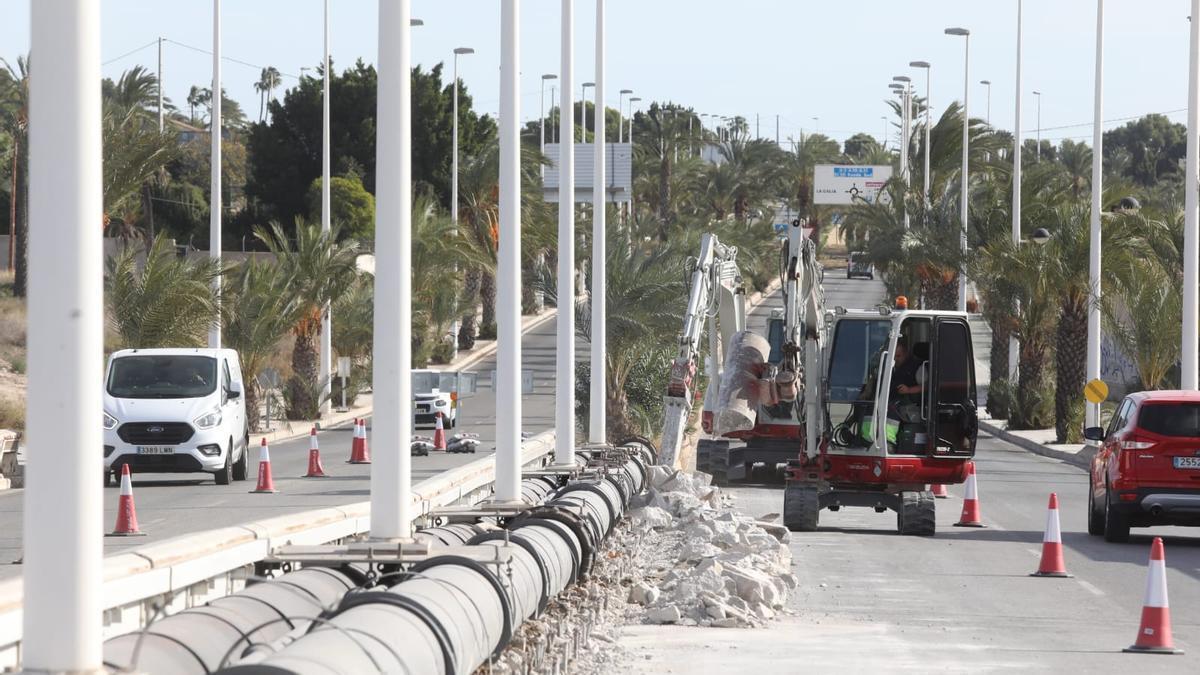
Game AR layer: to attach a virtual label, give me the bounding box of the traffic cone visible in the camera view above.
[1031,493,1072,577]
[107,464,146,537]
[931,483,949,498]
[348,418,371,464]
[303,426,328,478]
[250,438,278,493]
[1125,537,1184,654]
[954,461,986,528]
[433,412,447,451]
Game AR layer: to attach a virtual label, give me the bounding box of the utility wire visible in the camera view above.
[102,39,159,66]
[162,38,302,79]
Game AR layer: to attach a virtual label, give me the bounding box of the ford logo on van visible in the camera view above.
[147,425,164,434]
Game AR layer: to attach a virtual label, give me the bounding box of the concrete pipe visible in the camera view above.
[508,506,589,579]
[616,435,659,465]
[520,476,559,504]
[463,537,544,624]
[219,556,511,675]
[103,567,357,674]
[553,478,624,539]
[413,523,489,547]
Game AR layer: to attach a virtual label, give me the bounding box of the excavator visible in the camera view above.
[659,219,980,536]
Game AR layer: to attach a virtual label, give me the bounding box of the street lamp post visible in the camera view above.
[893,76,912,230]
[1011,0,1023,384]
[541,73,558,157]
[450,46,474,354]
[320,0,332,415]
[556,0,576,465]
[582,81,594,139]
[1086,1,1104,430]
[590,0,607,443]
[910,61,931,202]
[981,79,991,126]
[1033,90,1043,160]
[209,0,222,349]
[497,0,523,499]
[945,26,970,313]
[628,96,641,145]
[880,115,888,149]
[1185,0,1200,390]
[618,88,632,142]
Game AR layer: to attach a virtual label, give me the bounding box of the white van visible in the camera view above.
[412,370,476,429]
[103,348,249,486]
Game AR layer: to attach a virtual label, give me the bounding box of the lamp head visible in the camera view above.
[945,27,970,36]
[453,47,475,55]
[910,60,931,69]
[1030,227,1051,246]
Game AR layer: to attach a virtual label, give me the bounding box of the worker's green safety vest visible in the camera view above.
[860,415,900,444]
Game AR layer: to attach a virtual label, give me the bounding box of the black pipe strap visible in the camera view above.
[333,590,457,675]
[466,531,551,613]
[512,507,590,580]
[409,554,515,658]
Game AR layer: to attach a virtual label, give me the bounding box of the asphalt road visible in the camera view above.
[624,434,1200,673]
[0,313,568,572]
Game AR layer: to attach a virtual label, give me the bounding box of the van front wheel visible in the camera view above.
[214,445,233,485]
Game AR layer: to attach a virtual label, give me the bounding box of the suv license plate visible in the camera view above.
[1173,456,1200,469]
[138,446,174,455]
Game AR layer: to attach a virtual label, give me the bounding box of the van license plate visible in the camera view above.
[138,446,173,455]
[1173,456,1200,469]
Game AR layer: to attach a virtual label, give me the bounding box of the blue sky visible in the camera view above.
[0,1,1192,146]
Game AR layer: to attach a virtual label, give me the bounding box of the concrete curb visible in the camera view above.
[433,308,559,373]
[980,420,1097,470]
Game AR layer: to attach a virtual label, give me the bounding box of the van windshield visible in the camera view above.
[413,372,455,394]
[1138,403,1200,438]
[107,355,218,399]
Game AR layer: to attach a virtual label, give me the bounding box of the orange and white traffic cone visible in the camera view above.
[931,483,949,498]
[348,418,371,464]
[433,412,447,451]
[1125,537,1184,654]
[303,426,328,478]
[250,438,278,493]
[954,461,986,528]
[1031,493,1072,577]
[107,464,146,537]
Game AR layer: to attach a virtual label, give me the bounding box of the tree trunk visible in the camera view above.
[922,274,957,311]
[480,271,497,337]
[658,153,671,226]
[245,382,263,432]
[1014,338,1049,429]
[287,324,320,419]
[605,374,636,444]
[1054,297,1088,443]
[12,143,28,298]
[986,316,1011,419]
[458,268,481,350]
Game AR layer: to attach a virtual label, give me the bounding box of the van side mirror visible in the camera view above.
[228,381,242,400]
[1083,426,1105,442]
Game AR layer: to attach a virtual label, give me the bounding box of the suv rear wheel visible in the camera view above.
[1103,487,1130,542]
[1086,483,1105,536]
[214,444,233,485]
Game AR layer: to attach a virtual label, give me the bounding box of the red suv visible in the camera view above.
[1086,391,1200,542]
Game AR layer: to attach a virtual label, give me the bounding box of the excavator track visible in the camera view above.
[897,490,936,537]
[783,484,820,532]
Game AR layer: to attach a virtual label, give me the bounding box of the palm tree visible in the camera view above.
[255,218,361,419]
[103,66,169,117]
[576,233,687,440]
[102,103,180,239]
[222,259,301,430]
[105,236,223,348]
[255,67,282,123]
[1,56,29,297]
[186,85,203,124]
[1105,263,1181,391]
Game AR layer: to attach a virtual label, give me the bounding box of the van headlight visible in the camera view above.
[103,411,118,430]
[194,409,223,430]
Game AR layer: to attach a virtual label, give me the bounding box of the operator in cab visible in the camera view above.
[890,342,922,405]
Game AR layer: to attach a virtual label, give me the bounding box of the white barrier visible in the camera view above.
[0,431,556,667]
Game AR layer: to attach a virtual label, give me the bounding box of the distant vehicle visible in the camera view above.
[412,370,477,429]
[1086,391,1200,542]
[103,348,249,486]
[847,252,874,280]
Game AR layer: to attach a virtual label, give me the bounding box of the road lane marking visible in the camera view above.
[1076,579,1105,597]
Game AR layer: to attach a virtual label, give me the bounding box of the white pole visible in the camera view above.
[1086,0,1104,428]
[556,0,576,466]
[1185,0,1200,390]
[960,35,970,313]
[320,0,333,416]
[1011,0,1023,384]
[209,0,222,348]
[496,0,523,500]
[1036,92,1042,160]
[618,91,625,144]
[590,0,607,444]
[451,51,461,349]
[370,0,414,538]
[902,83,911,230]
[24,2,103,669]
[157,36,164,133]
[540,79,546,156]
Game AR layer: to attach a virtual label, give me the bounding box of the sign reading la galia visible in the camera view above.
[813,164,893,205]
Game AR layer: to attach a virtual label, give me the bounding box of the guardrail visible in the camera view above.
[0,431,557,669]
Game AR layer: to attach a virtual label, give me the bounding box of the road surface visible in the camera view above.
[0,313,568,571]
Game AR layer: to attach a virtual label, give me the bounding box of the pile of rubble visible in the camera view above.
[621,466,796,628]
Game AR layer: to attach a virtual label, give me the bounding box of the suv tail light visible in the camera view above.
[1121,436,1156,451]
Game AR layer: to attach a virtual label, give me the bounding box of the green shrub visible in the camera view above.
[478,322,497,341]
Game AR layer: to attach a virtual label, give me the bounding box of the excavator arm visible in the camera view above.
[658,233,745,467]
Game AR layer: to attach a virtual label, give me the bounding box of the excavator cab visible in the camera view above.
[784,306,978,536]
